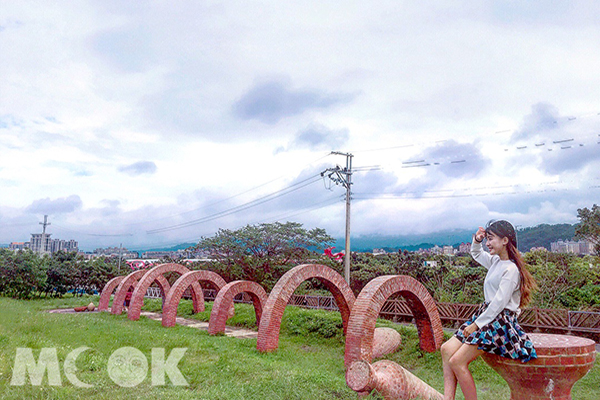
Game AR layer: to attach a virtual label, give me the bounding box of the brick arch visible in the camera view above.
[344,275,443,368]
[127,263,203,321]
[99,276,125,311]
[111,269,169,315]
[256,264,356,353]
[161,270,228,328]
[208,280,268,335]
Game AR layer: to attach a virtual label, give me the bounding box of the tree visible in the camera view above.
[576,204,600,255]
[192,222,334,289]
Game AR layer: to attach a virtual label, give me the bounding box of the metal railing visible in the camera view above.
[145,288,600,336]
[288,294,600,336]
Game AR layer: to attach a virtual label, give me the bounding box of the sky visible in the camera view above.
[1,1,599,251]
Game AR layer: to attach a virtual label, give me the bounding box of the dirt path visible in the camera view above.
[46,308,258,339]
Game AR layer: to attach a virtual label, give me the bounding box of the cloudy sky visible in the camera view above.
[1,1,599,251]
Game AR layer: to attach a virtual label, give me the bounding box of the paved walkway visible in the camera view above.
[46,308,258,339]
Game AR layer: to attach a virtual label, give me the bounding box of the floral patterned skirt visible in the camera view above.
[454,302,537,363]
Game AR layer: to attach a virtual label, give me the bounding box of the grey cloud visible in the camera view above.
[386,141,491,198]
[416,140,490,179]
[540,144,600,175]
[25,195,83,214]
[352,170,400,195]
[277,124,349,153]
[233,80,353,124]
[511,103,560,142]
[294,124,349,149]
[118,161,157,175]
[507,103,600,174]
[98,199,121,217]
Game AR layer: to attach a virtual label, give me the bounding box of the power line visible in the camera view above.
[361,132,600,172]
[81,152,334,231]
[349,108,600,154]
[353,179,600,201]
[146,174,324,234]
[265,195,344,224]
[51,224,134,237]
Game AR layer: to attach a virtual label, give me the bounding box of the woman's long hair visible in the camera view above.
[506,241,537,307]
[486,220,537,307]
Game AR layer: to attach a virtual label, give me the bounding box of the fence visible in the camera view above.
[145,288,600,337]
[145,287,254,303]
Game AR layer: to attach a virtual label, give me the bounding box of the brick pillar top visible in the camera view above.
[482,333,596,400]
[528,333,596,356]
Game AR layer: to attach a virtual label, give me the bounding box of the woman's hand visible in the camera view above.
[463,322,479,336]
[474,227,486,243]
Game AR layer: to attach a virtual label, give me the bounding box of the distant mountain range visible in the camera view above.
[136,223,580,254]
[131,242,197,254]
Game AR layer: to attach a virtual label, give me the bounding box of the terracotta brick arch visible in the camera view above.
[256,264,356,353]
[127,263,203,321]
[161,270,228,327]
[99,276,125,311]
[111,269,170,315]
[208,280,268,335]
[344,275,443,368]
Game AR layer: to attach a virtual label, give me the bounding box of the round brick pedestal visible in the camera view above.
[482,333,596,400]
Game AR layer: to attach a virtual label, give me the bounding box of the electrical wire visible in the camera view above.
[263,195,343,223]
[146,174,324,234]
[107,152,333,229]
[348,109,600,154]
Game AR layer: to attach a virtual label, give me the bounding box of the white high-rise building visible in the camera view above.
[29,233,52,254]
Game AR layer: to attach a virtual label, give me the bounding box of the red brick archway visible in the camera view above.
[344,275,443,367]
[256,264,356,352]
[128,263,203,321]
[208,280,268,335]
[111,269,170,315]
[161,270,228,327]
[99,276,124,311]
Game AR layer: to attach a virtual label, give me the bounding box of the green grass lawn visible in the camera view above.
[0,295,597,399]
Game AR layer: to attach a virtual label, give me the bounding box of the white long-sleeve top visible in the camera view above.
[471,238,521,328]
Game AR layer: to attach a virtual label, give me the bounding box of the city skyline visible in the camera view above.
[1,2,599,250]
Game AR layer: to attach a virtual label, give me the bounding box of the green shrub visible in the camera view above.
[282,307,344,339]
[557,284,600,310]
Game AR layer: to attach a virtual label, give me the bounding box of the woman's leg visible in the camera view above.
[441,337,463,400]
[448,343,484,400]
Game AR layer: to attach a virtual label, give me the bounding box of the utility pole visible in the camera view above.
[321,152,353,284]
[117,243,123,274]
[39,215,51,255]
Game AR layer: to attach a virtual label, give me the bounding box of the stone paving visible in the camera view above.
[46,308,258,339]
[140,311,258,339]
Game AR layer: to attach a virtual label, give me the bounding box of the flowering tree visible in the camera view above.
[192,222,334,288]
